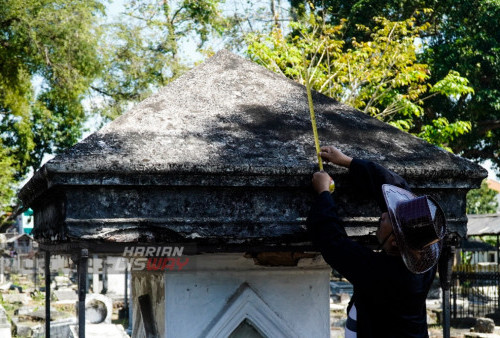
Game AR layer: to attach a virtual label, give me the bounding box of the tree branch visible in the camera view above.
[477,120,500,134]
[90,85,113,97]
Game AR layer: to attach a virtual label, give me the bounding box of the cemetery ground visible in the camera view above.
[1,271,500,337]
[0,273,129,337]
[328,277,500,338]
[329,302,499,338]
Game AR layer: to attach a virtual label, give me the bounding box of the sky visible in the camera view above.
[483,160,499,181]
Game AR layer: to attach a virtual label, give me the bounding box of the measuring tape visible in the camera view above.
[304,56,335,193]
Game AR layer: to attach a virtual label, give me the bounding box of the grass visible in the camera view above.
[112,317,129,328]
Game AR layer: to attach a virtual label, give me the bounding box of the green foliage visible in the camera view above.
[420,0,500,168]
[418,118,471,153]
[0,142,15,218]
[247,13,473,151]
[469,235,499,249]
[0,0,105,223]
[0,0,233,223]
[430,70,475,98]
[466,180,499,214]
[289,0,500,170]
[460,250,473,265]
[31,290,45,302]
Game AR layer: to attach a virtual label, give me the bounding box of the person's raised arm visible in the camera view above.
[308,170,377,285]
[318,145,410,212]
[312,171,333,194]
[319,146,352,168]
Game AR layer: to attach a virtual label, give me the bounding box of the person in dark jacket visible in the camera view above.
[307,146,447,338]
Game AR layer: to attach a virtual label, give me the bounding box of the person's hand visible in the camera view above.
[319,146,352,168]
[312,171,333,194]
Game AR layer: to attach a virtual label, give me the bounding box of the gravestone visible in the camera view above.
[19,50,487,337]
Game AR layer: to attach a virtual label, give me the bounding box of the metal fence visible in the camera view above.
[451,264,500,319]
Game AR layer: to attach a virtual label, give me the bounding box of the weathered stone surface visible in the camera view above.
[474,317,495,333]
[82,294,113,324]
[0,304,11,334]
[69,323,130,338]
[19,50,487,248]
[21,307,62,321]
[15,324,34,337]
[0,282,12,292]
[3,293,30,305]
[54,276,72,288]
[54,289,77,302]
[131,274,164,338]
[12,317,43,337]
[14,306,35,316]
[20,51,484,181]
[50,318,77,338]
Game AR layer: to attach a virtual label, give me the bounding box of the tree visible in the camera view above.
[91,0,231,120]
[0,0,246,228]
[0,0,238,224]
[466,180,499,214]
[0,0,105,225]
[247,13,473,151]
[288,0,500,170]
[421,0,500,169]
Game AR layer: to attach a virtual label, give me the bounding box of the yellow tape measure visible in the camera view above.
[304,56,335,193]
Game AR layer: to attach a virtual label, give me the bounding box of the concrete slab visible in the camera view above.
[69,323,129,337]
[2,293,30,305]
[54,289,78,301]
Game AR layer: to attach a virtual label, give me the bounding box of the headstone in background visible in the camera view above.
[0,304,11,338]
[69,324,130,338]
[2,293,30,305]
[76,293,113,324]
[54,289,78,302]
[474,317,495,333]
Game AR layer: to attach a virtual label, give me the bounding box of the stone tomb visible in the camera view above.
[20,51,486,337]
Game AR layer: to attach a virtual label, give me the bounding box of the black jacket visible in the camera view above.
[307,159,436,338]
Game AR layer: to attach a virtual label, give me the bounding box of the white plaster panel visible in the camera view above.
[164,255,330,338]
